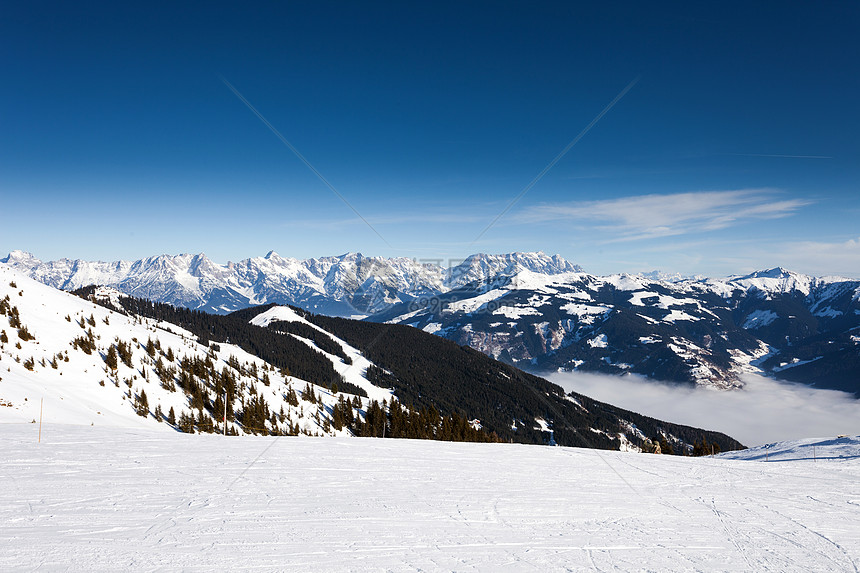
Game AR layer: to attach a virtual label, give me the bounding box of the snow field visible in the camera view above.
[2,424,858,572]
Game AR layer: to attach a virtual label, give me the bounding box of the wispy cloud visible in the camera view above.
[774,236,860,279]
[663,235,860,279]
[516,189,811,241]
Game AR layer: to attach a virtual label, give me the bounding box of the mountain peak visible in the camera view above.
[0,250,41,267]
[741,267,799,280]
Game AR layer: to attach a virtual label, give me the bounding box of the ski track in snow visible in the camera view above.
[2,425,859,572]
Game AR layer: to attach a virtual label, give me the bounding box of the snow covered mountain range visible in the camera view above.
[0,250,580,316]
[4,250,859,393]
[0,266,743,452]
[375,266,860,393]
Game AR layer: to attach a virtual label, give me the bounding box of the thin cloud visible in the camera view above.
[517,189,811,241]
[677,235,860,279]
[775,236,860,279]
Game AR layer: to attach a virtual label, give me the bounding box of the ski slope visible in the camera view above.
[2,424,858,572]
[250,305,394,403]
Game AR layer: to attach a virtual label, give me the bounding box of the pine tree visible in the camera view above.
[331,399,344,431]
[167,406,176,426]
[179,412,196,433]
[9,307,22,329]
[117,340,133,367]
[301,383,316,403]
[659,436,674,455]
[105,345,118,370]
[135,389,149,417]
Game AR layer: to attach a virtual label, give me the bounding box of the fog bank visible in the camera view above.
[548,371,860,447]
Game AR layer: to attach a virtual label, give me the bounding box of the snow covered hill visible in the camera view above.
[0,265,389,436]
[2,424,858,572]
[719,434,860,462]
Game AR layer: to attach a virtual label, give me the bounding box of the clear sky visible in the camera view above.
[2,2,858,277]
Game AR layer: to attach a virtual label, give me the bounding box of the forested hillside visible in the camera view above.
[299,311,744,452]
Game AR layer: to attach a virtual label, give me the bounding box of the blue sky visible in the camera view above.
[2,2,859,277]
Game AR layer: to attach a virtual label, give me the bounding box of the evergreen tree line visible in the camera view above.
[305,313,746,452]
[73,290,367,397]
[132,338,291,436]
[267,319,352,364]
[329,396,498,442]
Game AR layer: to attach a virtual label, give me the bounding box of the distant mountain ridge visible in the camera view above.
[373,266,860,394]
[1,250,581,316]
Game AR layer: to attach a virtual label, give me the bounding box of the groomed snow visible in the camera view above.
[2,424,858,572]
[249,305,311,328]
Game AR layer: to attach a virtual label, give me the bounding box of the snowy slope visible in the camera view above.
[0,267,382,436]
[249,305,393,403]
[718,434,860,462]
[2,424,858,572]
